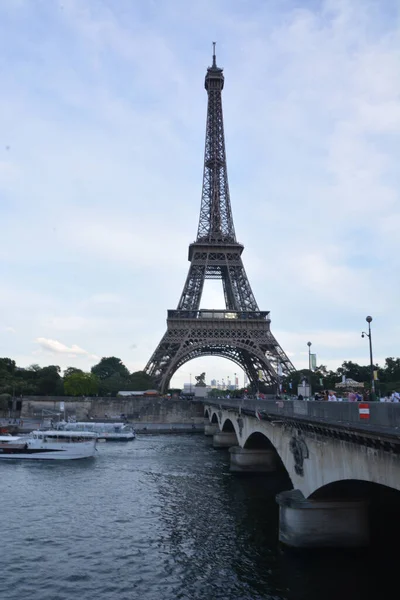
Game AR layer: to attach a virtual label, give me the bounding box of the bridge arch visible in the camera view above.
[243,431,292,480]
[309,479,400,545]
[310,478,400,500]
[219,415,239,440]
[243,431,276,450]
[221,418,236,432]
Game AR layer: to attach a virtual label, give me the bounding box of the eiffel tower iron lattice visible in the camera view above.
[145,46,295,393]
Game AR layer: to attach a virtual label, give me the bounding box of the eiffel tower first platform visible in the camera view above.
[145,46,295,393]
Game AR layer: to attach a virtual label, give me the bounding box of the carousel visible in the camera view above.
[335,378,364,391]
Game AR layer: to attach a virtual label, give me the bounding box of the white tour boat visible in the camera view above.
[57,422,136,441]
[0,431,97,460]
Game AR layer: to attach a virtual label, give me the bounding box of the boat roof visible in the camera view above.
[63,422,125,426]
[0,435,22,441]
[33,430,97,438]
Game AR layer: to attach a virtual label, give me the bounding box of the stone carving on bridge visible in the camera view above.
[237,417,244,437]
[195,372,206,387]
[289,432,309,476]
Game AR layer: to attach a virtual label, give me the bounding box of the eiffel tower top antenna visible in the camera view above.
[198,41,236,244]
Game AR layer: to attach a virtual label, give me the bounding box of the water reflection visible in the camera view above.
[0,435,394,600]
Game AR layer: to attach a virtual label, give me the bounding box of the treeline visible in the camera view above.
[201,359,400,398]
[2,356,400,399]
[283,358,400,396]
[0,356,154,397]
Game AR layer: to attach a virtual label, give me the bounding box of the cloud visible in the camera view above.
[0,0,399,387]
[4,326,16,333]
[36,337,99,360]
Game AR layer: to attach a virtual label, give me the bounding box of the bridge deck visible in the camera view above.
[203,399,400,442]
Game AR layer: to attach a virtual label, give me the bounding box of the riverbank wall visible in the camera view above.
[19,396,205,432]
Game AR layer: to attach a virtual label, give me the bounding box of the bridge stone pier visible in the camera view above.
[204,399,400,549]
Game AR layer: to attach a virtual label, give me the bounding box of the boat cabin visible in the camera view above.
[32,431,97,443]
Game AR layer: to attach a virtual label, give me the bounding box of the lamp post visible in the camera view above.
[362,316,375,401]
[189,373,192,395]
[307,341,312,398]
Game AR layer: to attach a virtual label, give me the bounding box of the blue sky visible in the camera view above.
[1,0,400,388]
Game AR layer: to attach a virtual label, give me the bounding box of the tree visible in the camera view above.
[14,367,40,395]
[91,357,130,380]
[282,365,338,395]
[90,357,132,396]
[36,366,63,395]
[383,358,400,382]
[0,393,11,413]
[129,371,154,391]
[99,373,127,396]
[64,372,99,396]
[337,361,371,383]
[63,367,84,379]
[0,358,16,374]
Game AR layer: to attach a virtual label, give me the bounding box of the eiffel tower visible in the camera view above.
[145,45,295,393]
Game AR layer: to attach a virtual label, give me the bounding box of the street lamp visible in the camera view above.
[362,316,375,401]
[307,341,312,398]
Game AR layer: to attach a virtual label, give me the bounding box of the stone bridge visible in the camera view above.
[203,399,400,549]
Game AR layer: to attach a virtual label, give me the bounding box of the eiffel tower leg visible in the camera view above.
[145,314,293,394]
[177,264,205,311]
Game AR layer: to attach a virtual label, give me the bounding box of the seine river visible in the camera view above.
[0,434,390,600]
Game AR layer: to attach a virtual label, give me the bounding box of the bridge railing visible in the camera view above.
[203,399,400,433]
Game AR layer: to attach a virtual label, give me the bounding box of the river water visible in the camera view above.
[0,434,389,600]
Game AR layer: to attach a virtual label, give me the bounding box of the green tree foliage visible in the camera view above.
[36,366,63,396]
[100,372,127,396]
[337,361,371,383]
[0,361,63,395]
[130,371,154,391]
[91,357,130,380]
[0,358,16,394]
[1,355,400,397]
[0,393,11,412]
[64,372,99,396]
[282,362,363,395]
[89,359,155,396]
[0,358,16,374]
[382,358,400,381]
[90,357,131,396]
[63,367,84,379]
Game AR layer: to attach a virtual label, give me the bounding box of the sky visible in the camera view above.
[1,0,400,388]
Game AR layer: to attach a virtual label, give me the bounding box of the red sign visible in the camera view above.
[359,403,370,419]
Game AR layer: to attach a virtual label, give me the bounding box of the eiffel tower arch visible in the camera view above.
[145,46,295,393]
